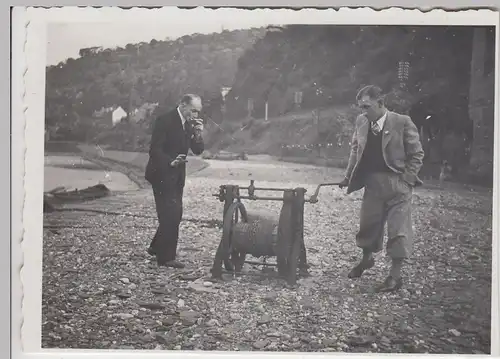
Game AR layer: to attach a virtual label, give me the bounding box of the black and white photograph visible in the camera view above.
[12,6,499,357]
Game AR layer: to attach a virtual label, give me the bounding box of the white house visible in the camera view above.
[221,87,232,100]
[112,106,127,126]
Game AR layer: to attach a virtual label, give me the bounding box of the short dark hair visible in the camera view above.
[179,94,201,105]
[356,85,384,103]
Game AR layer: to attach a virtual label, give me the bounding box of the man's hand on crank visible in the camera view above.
[338,177,349,189]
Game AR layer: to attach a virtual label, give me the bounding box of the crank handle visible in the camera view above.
[307,182,343,203]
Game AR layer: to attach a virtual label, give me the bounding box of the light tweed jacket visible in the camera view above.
[344,111,425,195]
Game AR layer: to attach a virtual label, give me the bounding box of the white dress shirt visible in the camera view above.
[177,107,186,130]
[373,111,387,132]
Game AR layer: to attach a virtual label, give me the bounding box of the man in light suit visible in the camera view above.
[145,94,205,269]
[338,85,424,292]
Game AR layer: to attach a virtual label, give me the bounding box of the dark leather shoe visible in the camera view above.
[375,276,403,292]
[348,257,375,278]
[147,247,156,256]
[158,260,185,269]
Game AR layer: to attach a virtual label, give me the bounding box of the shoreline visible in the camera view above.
[44,142,492,195]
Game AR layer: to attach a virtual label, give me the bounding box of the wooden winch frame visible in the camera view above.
[210,179,341,285]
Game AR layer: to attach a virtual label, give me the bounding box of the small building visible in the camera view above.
[221,87,232,100]
[112,106,127,126]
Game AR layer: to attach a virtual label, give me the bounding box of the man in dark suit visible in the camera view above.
[338,85,424,292]
[145,94,205,268]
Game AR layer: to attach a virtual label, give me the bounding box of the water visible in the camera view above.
[44,155,139,192]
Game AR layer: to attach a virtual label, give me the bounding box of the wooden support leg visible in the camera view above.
[287,188,306,285]
[277,190,295,278]
[211,185,238,278]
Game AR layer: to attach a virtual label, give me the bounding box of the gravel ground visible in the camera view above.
[41,157,493,353]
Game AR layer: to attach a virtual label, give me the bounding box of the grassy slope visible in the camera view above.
[207,106,355,168]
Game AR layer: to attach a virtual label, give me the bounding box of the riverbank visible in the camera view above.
[42,151,493,354]
[44,155,139,192]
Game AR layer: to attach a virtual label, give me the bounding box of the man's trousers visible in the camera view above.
[149,171,185,263]
[355,172,414,259]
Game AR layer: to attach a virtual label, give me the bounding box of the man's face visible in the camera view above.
[358,95,383,122]
[180,97,202,121]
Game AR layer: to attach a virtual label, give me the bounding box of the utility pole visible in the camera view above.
[294,91,303,111]
[398,60,410,90]
[314,85,323,157]
[220,94,226,124]
[247,98,254,118]
[220,87,231,123]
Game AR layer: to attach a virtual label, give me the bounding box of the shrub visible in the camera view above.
[250,120,271,139]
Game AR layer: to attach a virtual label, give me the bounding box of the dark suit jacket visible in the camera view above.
[344,111,424,195]
[145,108,204,185]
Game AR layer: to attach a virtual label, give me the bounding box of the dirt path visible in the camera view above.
[42,157,493,353]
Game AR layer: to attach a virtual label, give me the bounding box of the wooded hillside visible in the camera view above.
[225,25,474,126]
[216,25,495,185]
[45,28,267,141]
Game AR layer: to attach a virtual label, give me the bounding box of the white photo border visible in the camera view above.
[11,5,500,359]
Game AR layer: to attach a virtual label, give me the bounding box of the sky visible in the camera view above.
[44,7,496,66]
[46,8,299,66]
